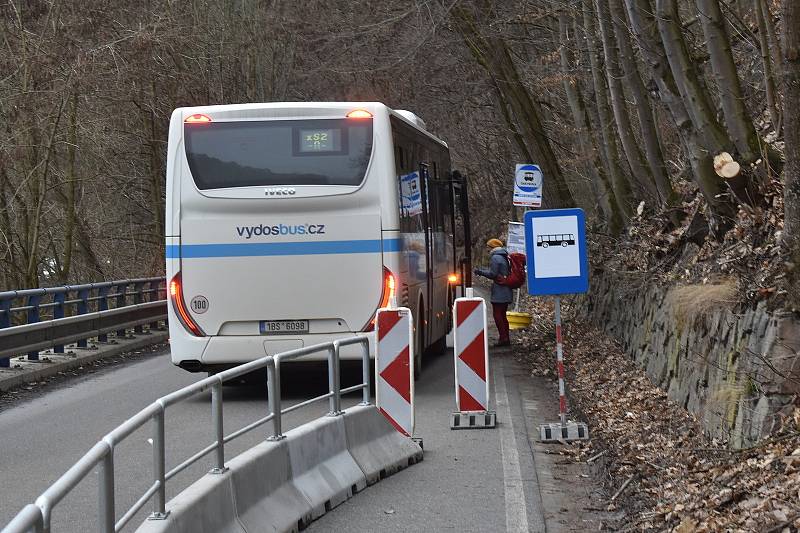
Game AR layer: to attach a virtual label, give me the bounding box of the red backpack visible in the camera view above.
[496,253,527,289]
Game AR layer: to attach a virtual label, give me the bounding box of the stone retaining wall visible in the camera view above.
[581,271,800,448]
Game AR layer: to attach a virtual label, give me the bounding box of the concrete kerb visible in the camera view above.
[342,404,423,485]
[0,331,169,392]
[136,405,423,533]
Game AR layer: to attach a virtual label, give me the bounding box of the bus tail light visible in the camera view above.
[382,267,397,308]
[169,272,206,337]
[362,267,396,332]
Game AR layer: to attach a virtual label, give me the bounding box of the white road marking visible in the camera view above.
[494,360,532,533]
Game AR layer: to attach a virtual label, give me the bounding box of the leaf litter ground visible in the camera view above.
[513,291,800,532]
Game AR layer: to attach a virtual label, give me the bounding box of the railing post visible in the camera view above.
[133,282,145,334]
[328,343,343,416]
[361,339,371,406]
[0,294,12,367]
[115,283,127,339]
[26,293,42,360]
[98,447,115,533]
[149,408,169,520]
[266,358,284,441]
[77,288,89,348]
[53,292,66,353]
[98,286,109,343]
[149,280,161,331]
[210,381,228,474]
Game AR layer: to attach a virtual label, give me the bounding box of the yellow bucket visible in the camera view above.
[506,311,532,330]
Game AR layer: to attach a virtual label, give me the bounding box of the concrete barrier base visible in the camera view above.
[229,439,309,533]
[140,470,242,533]
[136,405,422,533]
[343,405,423,485]
[286,416,366,523]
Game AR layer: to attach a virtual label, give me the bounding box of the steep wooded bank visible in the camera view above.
[1,0,798,311]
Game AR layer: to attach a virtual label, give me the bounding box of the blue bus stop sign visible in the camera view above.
[524,208,589,295]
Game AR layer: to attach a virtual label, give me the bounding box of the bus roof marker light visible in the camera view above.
[185,114,212,124]
[346,109,373,119]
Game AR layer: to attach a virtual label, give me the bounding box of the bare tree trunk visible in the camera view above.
[696,0,761,163]
[559,12,623,234]
[656,0,729,151]
[783,0,800,308]
[0,166,19,289]
[626,0,736,234]
[25,92,68,287]
[451,6,576,208]
[754,0,781,133]
[148,80,165,242]
[595,0,657,201]
[656,0,762,208]
[490,75,536,223]
[762,0,783,90]
[59,89,79,284]
[610,0,676,206]
[581,0,634,219]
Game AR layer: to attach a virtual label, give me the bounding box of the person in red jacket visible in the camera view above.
[474,238,512,347]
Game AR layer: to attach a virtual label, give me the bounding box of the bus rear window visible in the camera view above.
[184,119,373,189]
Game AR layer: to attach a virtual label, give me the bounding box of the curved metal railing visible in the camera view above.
[1,336,371,533]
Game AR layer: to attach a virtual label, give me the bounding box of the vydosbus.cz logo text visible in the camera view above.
[236,224,326,239]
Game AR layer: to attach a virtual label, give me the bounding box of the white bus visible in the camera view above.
[165,102,471,377]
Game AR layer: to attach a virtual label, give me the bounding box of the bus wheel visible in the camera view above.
[542,242,549,248]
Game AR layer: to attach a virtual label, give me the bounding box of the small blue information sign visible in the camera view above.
[524,208,589,295]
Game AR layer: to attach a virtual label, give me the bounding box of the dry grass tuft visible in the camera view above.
[667,280,738,328]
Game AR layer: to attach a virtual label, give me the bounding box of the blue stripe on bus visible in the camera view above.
[165,238,403,258]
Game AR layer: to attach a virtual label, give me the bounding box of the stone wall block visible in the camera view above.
[583,274,800,448]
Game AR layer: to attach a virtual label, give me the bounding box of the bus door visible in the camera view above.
[452,171,472,290]
[428,172,456,339]
[419,162,434,343]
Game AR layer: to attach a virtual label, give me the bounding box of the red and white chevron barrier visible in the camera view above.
[451,290,495,429]
[375,307,415,437]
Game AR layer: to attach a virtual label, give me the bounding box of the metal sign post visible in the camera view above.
[524,209,590,442]
[506,221,526,313]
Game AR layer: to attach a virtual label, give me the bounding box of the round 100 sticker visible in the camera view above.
[190,295,209,314]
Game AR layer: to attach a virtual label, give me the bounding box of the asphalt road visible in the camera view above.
[306,344,546,533]
[0,300,605,532]
[0,349,365,532]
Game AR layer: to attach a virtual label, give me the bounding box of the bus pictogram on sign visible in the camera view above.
[536,234,575,248]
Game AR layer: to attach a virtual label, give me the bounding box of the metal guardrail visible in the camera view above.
[1,335,371,533]
[0,278,166,365]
